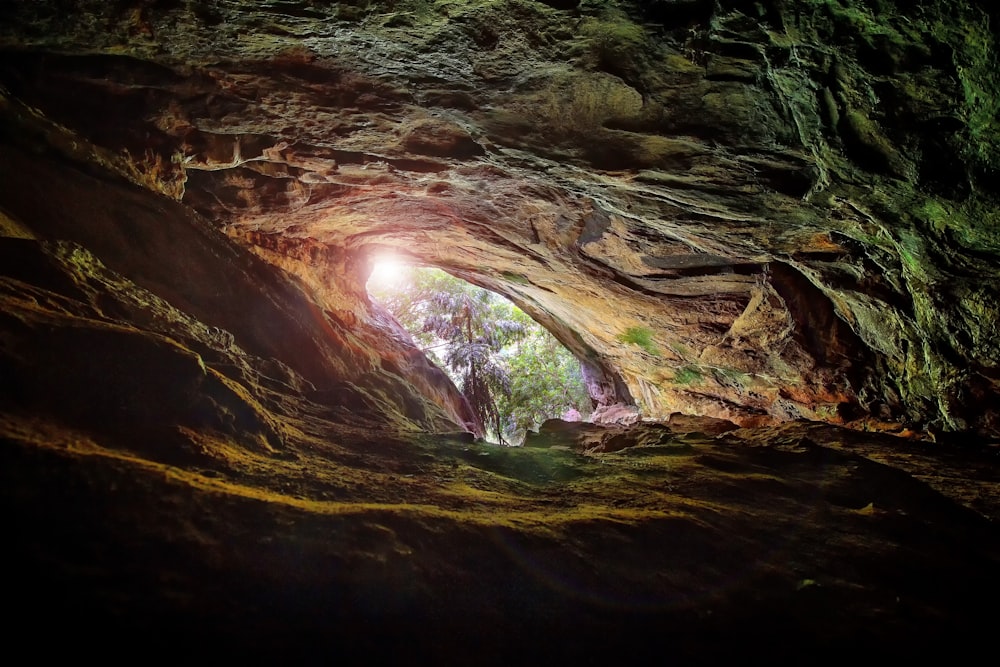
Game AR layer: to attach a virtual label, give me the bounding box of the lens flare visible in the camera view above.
[368,256,407,288]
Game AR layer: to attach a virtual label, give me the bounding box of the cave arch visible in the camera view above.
[360,248,636,433]
[2,0,997,436]
[3,4,1000,659]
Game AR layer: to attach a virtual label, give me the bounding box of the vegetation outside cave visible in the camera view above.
[368,262,591,444]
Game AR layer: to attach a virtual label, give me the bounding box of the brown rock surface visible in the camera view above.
[1,0,999,660]
[5,412,1000,661]
[2,0,998,432]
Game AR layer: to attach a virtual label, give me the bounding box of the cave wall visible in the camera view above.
[1,0,998,435]
[0,99,479,441]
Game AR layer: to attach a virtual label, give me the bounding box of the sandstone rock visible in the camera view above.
[2,1,998,434]
[666,412,741,436]
[591,402,642,426]
[525,417,683,454]
[0,1,999,659]
[561,407,582,422]
[523,418,609,451]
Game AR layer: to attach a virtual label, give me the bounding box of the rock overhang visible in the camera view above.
[1,0,998,436]
[3,3,1000,657]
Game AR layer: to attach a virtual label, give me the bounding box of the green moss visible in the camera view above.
[918,8,1000,171]
[815,0,907,49]
[808,1,1000,172]
[453,444,592,487]
[898,246,919,271]
[334,0,465,28]
[673,366,703,385]
[528,71,645,135]
[917,197,1000,253]
[617,326,659,355]
[712,366,751,388]
[812,404,839,420]
[501,271,530,285]
[843,108,911,178]
[951,16,1000,169]
[894,228,937,284]
[580,16,645,50]
[578,14,646,72]
[919,199,950,232]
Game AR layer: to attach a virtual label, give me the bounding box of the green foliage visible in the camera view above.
[673,366,703,385]
[370,266,590,444]
[617,326,659,356]
[370,266,465,363]
[498,323,591,441]
[415,275,526,443]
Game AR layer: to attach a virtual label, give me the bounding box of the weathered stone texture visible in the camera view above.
[2,3,1000,659]
[4,0,996,434]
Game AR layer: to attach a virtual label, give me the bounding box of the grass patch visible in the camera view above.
[617,326,659,355]
[673,366,703,385]
[453,443,593,486]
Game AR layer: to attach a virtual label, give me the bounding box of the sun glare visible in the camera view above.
[368,256,408,288]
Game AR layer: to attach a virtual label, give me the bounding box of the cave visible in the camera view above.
[1,0,999,662]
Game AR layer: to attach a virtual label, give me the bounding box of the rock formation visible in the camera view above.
[1,1,998,661]
[3,0,998,434]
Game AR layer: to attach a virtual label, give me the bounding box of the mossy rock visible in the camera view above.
[618,326,659,356]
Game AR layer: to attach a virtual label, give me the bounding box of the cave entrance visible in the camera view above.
[366,256,591,445]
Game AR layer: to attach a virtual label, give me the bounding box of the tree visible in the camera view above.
[369,265,590,444]
[497,325,591,440]
[421,283,527,444]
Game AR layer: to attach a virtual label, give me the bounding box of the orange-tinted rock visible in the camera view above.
[1,1,998,435]
[1,2,1000,658]
[666,413,740,436]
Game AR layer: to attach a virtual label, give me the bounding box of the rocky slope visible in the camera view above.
[1,1,999,660]
[6,407,1000,661]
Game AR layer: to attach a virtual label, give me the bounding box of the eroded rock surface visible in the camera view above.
[2,0,998,433]
[1,2,999,660]
[5,409,999,661]
[0,137,478,438]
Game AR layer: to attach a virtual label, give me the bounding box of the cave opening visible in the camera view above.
[366,255,592,445]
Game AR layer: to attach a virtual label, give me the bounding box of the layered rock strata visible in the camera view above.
[2,0,998,434]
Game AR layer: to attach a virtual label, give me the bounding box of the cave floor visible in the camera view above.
[4,406,999,663]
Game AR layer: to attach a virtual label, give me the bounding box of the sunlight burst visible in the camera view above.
[368,256,408,288]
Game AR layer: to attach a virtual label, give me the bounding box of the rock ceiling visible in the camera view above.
[3,1,1000,658]
[2,0,999,436]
